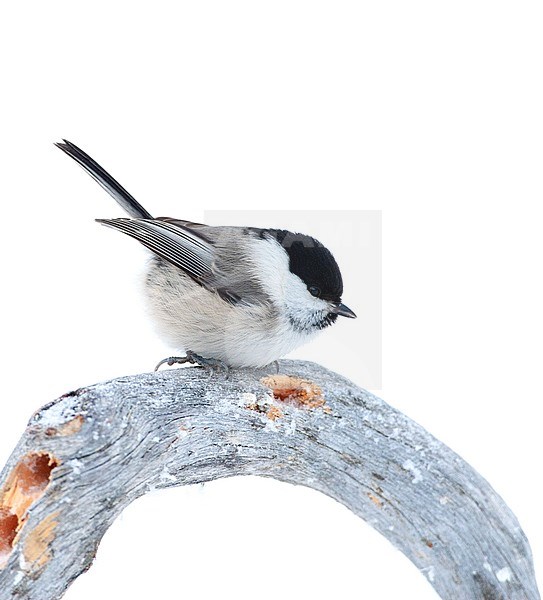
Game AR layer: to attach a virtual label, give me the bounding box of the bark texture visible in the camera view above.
[0,360,539,599]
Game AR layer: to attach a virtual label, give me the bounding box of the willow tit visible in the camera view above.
[55,140,356,370]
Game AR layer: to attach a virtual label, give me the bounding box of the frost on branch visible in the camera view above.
[0,360,539,600]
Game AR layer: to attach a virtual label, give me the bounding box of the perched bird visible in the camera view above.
[55,140,356,370]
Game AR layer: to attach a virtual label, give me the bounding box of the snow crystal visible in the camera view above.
[496,567,512,582]
[264,420,278,433]
[238,392,258,407]
[402,459,423,483]
[36,402,77,427]
[160,466,176,483]
[286,418,296,436]
[70,459,83,475]
[13,571,24,585]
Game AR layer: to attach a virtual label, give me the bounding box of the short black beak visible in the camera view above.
[331,302,357,319]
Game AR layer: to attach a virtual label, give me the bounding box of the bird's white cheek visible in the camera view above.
[280,267,325,310]
[247,236,330,328]
[247,237,292,305]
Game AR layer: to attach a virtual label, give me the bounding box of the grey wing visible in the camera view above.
[97,219,268,305]
[97,218,214,282]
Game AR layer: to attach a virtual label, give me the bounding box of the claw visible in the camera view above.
[187,351,230,378]
[154,355,192,372]
[154,351,229,378]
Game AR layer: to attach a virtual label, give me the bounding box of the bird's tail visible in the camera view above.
[55,139,154,219]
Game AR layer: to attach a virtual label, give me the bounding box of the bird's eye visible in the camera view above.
[308,285,321,298]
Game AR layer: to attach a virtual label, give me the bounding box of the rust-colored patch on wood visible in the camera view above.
[261,375,326,409]
[23,512,60,571]
[0,509,19,565]
[245,402,284,421]
[45,414,84,437]
[266,406,284,421]
[367,493,383,508]
[0,452,59,569]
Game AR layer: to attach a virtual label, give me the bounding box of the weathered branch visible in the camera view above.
[0,360,539,599]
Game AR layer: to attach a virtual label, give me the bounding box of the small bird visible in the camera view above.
[55,140,356,370]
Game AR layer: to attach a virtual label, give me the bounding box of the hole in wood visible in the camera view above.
[0,452,59,569]
[260,375,326,409]
[15,453,58,494]
[0,509,18,564]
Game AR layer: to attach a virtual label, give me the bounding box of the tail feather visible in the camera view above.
[55,139,153,219]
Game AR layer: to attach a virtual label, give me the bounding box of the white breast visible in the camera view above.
[141,244,323,368]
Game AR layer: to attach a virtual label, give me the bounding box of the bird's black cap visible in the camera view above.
[266,229,344,302]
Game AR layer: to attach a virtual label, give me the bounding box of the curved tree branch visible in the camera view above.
[0,360,539,599]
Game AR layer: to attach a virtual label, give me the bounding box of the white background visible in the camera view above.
[0,2,542,599]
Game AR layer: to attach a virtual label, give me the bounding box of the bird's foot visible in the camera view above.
[186,351,230,378]
[154,355,193,371]
[154,351,229,377]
